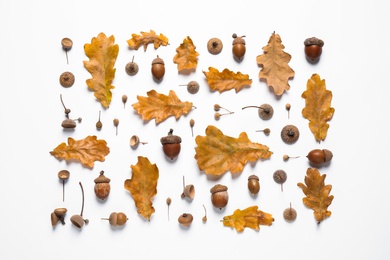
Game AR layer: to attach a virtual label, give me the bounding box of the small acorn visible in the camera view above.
[160,129,181,160]
[306,149,333,166]
[102,212,128,227]
[210,184,229,210]
[248,174,260,195]
[304,37,324,63]
[51,208,67,226]
[151,55,165,81]
[232,33,246,61]
[94,170,111,200]
[178,213,193,227]
[125,56,139,76]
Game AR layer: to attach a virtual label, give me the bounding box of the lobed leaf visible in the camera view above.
[203,67,252,93]
[127,30,169,51]
[222,206,274,232]
[173,36,199,72]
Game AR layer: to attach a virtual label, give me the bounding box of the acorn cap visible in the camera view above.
[248,174,259,181]
[160,129,182,144]
[152,56,164,65]
[94,171,110,183]
[210,184,228,194]
[232,34,246,45]
[281,125,300,144]
[54,208,67,217]
[58,170,70,180]
[304,37,324,47]
[178,213,193,227]
[323,149,333,162]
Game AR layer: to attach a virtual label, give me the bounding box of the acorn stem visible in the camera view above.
[242,106,262,110]
[79,182,85,217]
[62,180,65,202]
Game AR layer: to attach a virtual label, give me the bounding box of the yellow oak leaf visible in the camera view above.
[194,125,272,176]
[127,30,169,51]
[222,206,274,232]
[132,89,193,124]
[124,156,159,221]
[301,74,335,143]
[83,33,119,108]
[173,36,199,72]
[50,135,110,168]
[256,32,295,96]
[297,168,334,224]
[203,67,252,93]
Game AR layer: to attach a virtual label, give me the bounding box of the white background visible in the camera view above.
[1,0,389,259]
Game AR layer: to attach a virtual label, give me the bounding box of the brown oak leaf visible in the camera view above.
[127,30,169,51]
[222,206,274,232]
[297,168,334,224]
[124,156,159,221]
[83,32,119,108]
[50,135,110,168]
[173,36,199,72]
[256,32,294,96]
[203,67,252,93]
[132,89,193,124]
[194,125,272,176]
[301,74,335,142]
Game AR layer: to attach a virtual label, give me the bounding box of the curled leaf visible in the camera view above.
[50,136,110,168]
[124,156,159,221]
[173,36,199,72]
[297,168,334,224]
[301,74,335,142]
[222,206,274,232]
[132,89,193,124]
[203,67,252,93]
[83,33,119,108]
[127,30,169,51]
[256,32,294,96]
[194,125,272,176]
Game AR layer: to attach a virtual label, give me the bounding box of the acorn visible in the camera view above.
[248,174,260,195]
[151,55,165,81]
[160,129,181,160]
[102,212,128,227]
[51,208,67,226]
[306,149,333,166]
[210,184,229,210]
[304,37,324,63]
[94,170,111,200]
[178,213,193,227]
[232,33,246,61]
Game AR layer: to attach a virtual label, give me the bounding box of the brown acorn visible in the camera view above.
[306,149,333,166]
[160,129,181,160]
[151,55,165,81]
[304,37,324,63]
[94,170,111,200]
[178,213,193,227]
[248,175,260,195]
[102,212,128,227]
[232,33,246,61]
[210,184,228,210]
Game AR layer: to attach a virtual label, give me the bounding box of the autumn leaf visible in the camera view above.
[301,74,335,143]
[50,135,110,168]
[203,67,252,93]
[256,32,295,96]
[222,206,274,232]
[124,156,159,221]
[83,33,119,108]
[127,30,169,51]
[132,89,193,124]
[297,168,334,224]
[194,125,272,176]
[173,36,199,72]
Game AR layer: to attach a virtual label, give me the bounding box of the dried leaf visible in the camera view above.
[132,89,193,124]
[194,125,272,176]
[297,168,334,224]
[203,67,252,93]
[83,33,119,108]
[301,74,335,142]
[50,135,110,168]
[173,36,199,72]
[256,32,295,96]
[124,156,159,221]
[222,206,274,232]
[127,30,169,51]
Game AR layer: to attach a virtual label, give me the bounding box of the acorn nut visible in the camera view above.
[304,37,324,63]
[210,184,228,210]
[151,55,165,81]
[306,149,333,166]
[160,129,181,160]
[102,212,128,227]
[232,33,246,61]
[94,170,111,200]
[248,174,260,195]
[178,213,193,227]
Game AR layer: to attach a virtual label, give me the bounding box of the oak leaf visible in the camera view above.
[256,32,295,96]
[203,67,252,93]
[222,206,274,232]
[194,125,272,176]
[50,135,110,168]
[124,156,159,221]
[301,74,335,142]
[173,36,199,72]
[127,30,169,51]
[83,33,119,108]
[297,168,334,224]
[132,89,193,124]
